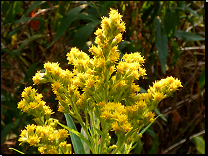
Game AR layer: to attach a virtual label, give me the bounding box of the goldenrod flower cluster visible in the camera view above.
[17,87,71,154]
[17,86,54,124]
[18,8,182,154]
[18,119,71,154]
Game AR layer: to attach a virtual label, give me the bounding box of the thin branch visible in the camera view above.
[163,130,205,153]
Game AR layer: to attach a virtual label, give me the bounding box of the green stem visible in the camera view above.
[99,119,111,153]
[89,110,99,153]
[67,95,94,151]
[112,133,125,154]
[99,127,107,153]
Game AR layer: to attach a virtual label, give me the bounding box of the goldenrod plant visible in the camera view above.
[17,8,182,154]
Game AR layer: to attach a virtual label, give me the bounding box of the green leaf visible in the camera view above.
[193,136,205,154]
[1,1,10,15]
[134,139,143,154]
[155,17,168,74]
[131,115,161,153]
[119,41,130,50]
[165,8,179,37]
[154,108,167,122]
[75,12,99,22]
[199,69,205,89]
[146,128,159,154]
[1,123,13,144]
[9,148,24,154]
[80,127,90,154]
[63,113,86,154]
[140,114,162,135]
[48,4,88,48]
[14,17,43,24]
[139,87,147,93]
[15,34,46,53]
[3,1,14,24]
[26,62,39,80]
[23,1,46,17]
[146,1,160,26]
[174,30,205,41]
[13,1,23,14]
[8,27,22,40]
[72,20,100,50]
[141,2,155,23]
[176,1,200,18]
[101,1,117,15]
[94,127,104,137]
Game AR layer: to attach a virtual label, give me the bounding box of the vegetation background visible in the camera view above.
[1,1,205,154]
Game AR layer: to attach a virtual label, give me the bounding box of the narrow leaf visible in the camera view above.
[75,12,99,22]
[81,127,90,154]
[9,148,24,154]
[134,139,143,154]
[15,34,46,53]
[154,108,167,122]
[58,122,91,150]
[23,1,46,17]
[155,17,168,74]
[165,8,178,37]
[146,128,159,154]
[174,30,205,41]
[140,114,162,135]
[48,4,88,48]
[94,127,104,137]
[63,113,86,154]
[72,20,100,50]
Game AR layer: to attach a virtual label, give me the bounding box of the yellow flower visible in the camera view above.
[26,124,36,132]
[18,129,28,145]
[38,146,47,154]
[58,129,69,139]
[67,47,90,71]
[100,111,112,120]
[58,105,65,112]
[115,114,128,124]
[48,132,57,142]
[153,92,164,101]
[51,81,61,92]
[121,122,133,133]
[94,28,103,37]
[17,99,26,110]
[27,135,40,146]
[29,101,39,109]
[145,111,155,123]
[59,141,67,148]
[111,122,121,132]
[33,70,46,85]
[89,45,103,57]
[21,86,34,98]
[43,105,54,115]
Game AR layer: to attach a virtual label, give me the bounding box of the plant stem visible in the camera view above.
[112,133,125,154]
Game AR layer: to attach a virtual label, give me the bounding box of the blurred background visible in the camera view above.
[1,1,205,154]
